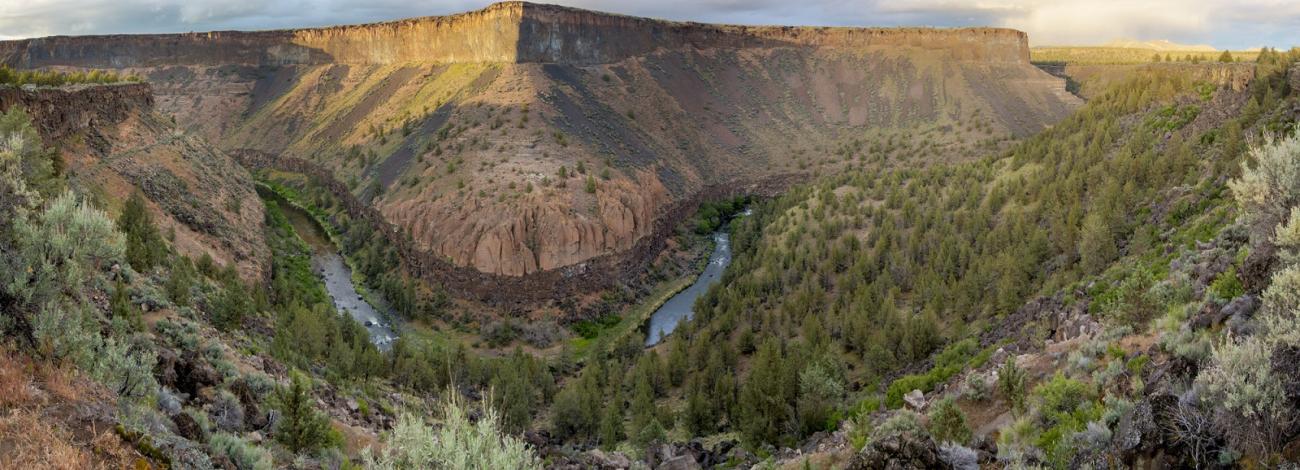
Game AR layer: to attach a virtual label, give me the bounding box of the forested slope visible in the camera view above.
[537,48,1300,468]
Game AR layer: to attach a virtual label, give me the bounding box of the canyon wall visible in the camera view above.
[0,2,1081,297]
[0,2,1028,67]
[0,83,269,280]
[0,83,152,142]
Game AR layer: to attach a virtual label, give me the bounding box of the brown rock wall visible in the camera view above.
[0,2,1029,67]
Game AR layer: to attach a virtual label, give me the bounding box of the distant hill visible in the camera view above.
[1102,38,1217,51]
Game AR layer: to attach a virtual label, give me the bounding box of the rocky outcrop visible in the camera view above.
[0,83,152,142]
[1,2,1029,67]
[847,432,949,470]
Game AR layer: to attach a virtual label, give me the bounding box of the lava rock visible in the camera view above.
[172,411,204,441]
[1222,295,1260,322]
[847,432,948,470]
[1189,300,1227,330]
[587,449,631,469]
[1272,345,1300,402]
[1112,400,1158,456]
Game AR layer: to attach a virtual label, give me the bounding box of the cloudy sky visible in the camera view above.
[1,0,1297,50]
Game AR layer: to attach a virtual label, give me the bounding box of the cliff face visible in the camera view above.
[0,2,1081,287]
[0,83,152,141]
[0,2,1026,67]
[0,84,268,280]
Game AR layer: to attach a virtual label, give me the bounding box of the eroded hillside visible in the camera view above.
[0,83,267,279]
[0,1,1080,290]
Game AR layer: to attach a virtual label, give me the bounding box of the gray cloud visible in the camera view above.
[1,0,1295,49]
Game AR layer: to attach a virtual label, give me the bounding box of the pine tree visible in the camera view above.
[165,257,193,307]
[628,371,657,442]
[599,382,625,449]
[117,191,168,272]
[273,371,333,453]
[109,277,140,330]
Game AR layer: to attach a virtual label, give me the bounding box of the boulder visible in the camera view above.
[587,449,631,469]
[1222,294,1259,321]
[903,389,926,411]
[154,348,180,390]
[1240,243,1277,294]
[177,350,221,397]
[846,432,948,470]
[656,455,701,470]
[1112,400,1158,456]
[1189,300,1226,330]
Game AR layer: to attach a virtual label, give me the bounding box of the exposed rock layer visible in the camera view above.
[0,2,1083,286]
[0,3,1028,67]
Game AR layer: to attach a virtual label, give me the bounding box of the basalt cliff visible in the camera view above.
[0,2,1081,290]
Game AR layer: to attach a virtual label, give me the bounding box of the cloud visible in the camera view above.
[0,0,1295,50]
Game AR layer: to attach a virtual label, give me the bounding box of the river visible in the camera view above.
[644,229,735,346]
[274,195,399,349]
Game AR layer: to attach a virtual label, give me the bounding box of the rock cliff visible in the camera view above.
[0,2,1081,288]
[1,3,1027,67]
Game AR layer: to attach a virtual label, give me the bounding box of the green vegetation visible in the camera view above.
[257,177,449,322]
[0,65,138,87]
[362,394,542,469]
[118,191,170,272]
[885,339,991,408]
[1031,47,1261,65]
[273,371,338,453]
[568,49,1300,454]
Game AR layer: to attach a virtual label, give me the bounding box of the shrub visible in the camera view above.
[1208,266,1245,300]
[362,393,541,470]
[868,410,923,444]
[1033,373,1093,425]
[1196,335,1290,454]
[886,339,982,408]
[997,357,1028,416]
[938,442,979,470]
[1228,128,1300,244]
[927,398,972,445]
[5,191,123,317]
[0,107,64,204]
[797,361,845,435]
[117,191,169,272]
[211,390,245,432]
[210,278,251,331]
[89,336,157,399]
[209,432,273,470]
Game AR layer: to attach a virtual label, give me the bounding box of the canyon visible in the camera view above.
[0,83,268,279]
[1,1,1082,299]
